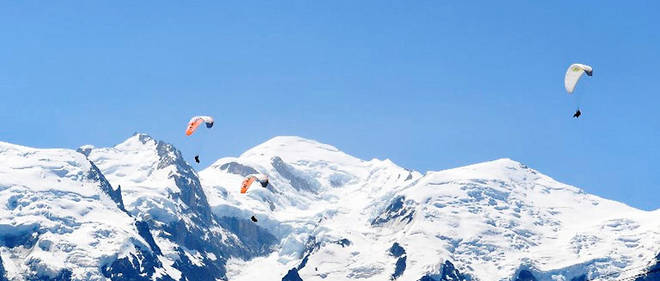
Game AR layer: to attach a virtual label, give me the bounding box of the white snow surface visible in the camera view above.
[200,136,660,281]
[86,134,186,223]
[0,141,146,280]
[85,133,237,277]
[0,135,658,281]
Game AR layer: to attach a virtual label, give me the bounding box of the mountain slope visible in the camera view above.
[200,136,421,279]
[0,135,657,281]
[0,141,154,280]
[85,134,275,280]
[0,134,280,281]
[199,137,660,281]
[367,159,660,281]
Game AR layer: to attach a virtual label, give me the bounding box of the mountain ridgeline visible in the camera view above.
[0,134,658,281]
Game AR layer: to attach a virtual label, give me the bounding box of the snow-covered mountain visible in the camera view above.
[0,141,150,280]
[0,134,658,281]
[0,134,273,281]
[200,136,660,281]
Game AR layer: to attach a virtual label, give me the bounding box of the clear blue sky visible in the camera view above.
[1,1,658,210]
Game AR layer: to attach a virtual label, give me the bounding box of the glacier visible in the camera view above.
[0,134,658,281]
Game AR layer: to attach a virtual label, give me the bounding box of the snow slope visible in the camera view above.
[199,137,660,281]
[85,133,272,281]
[0,135,657,281]
[200,136,422,279]
[365,159,660,281]
[0,141,152,280]
[0,134,278,281]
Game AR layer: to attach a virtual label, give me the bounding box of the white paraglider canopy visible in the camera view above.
[564,63,593,94]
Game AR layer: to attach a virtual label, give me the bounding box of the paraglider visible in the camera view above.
[239,174,269,223]
[185,116,214,136]
[185,115,214,164]
[240,174,269,194]
[564,64,593,118]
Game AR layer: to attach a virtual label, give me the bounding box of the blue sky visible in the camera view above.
[1,1,658,210]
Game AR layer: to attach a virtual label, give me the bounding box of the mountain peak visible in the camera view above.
[83,134,182,196]
[463,157,524,169]
[263,135,325,144]
[428,157,536,181]
[116,132,157,149]
[242,136,339,155]
[239,136,361,166]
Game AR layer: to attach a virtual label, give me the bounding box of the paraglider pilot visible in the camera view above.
[573,109,581,118]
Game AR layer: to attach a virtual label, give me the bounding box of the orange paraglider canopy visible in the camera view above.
[185,116,214,136]
[185,119,204,136]
[240,177,256,194]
